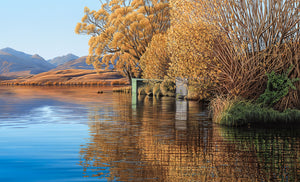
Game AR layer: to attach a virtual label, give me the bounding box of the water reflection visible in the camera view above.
[1,86,299,181]
[0,86,98,182]
[82,94,300,181]
[0,86,106,127]
[175,100,188,130]
[220,127,300,181]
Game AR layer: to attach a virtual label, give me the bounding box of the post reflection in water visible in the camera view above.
[80,93,300,181]
[175,100,188,130]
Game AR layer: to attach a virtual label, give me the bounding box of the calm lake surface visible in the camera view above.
[0,86,299,182]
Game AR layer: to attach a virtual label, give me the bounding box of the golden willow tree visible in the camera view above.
[75,0,170,82]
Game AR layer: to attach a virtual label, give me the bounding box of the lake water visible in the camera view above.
[0,86,299,182]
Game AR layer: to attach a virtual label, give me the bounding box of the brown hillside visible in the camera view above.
[0,69,128,86]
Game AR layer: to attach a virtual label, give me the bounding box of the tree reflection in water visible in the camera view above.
[80,93,300,181]
[220,127,300,181]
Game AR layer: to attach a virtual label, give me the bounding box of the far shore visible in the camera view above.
[0,69,129,86]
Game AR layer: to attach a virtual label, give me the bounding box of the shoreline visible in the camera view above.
[0,69,129,86]
[0,80,129,86]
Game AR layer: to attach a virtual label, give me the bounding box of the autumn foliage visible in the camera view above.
[167,0,220,99]
[167,0,300,109]
[140,33,170,79]
[77,0,300,110]
[76,0,170,82]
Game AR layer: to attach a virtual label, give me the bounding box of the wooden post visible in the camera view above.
[176,77,188,99]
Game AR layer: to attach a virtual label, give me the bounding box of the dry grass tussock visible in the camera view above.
[209,96,238,124]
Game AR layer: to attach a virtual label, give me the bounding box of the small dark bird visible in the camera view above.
[97,91,103,94]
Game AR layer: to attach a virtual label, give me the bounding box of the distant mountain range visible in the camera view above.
[48,54,79,66]
[0,47,113,79]
[0,47,55,75]
[53,56,94,70]
[53,56,115,71]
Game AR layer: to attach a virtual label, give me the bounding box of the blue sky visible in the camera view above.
[0,0,100,60]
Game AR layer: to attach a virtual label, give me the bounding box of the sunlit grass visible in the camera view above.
[112,86,131,93]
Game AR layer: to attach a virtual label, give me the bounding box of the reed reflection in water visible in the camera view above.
[80,93,300,181]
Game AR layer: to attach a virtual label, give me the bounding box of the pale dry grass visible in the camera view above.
[209,96,237,124]
[112,86,132,93]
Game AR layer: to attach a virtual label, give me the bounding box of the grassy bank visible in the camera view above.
[210,97,300,127]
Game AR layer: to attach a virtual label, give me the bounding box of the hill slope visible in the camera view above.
[53,56,94,70]
[0,69,128,86]
[53,56,115,71]
[0,48,55,76]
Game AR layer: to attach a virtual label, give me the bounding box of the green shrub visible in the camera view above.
[257,66,299,108]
